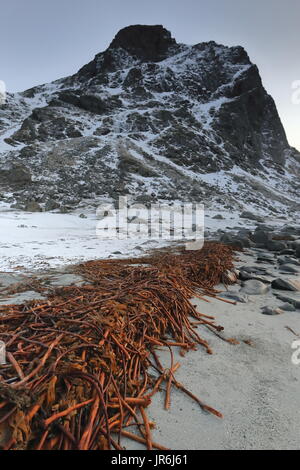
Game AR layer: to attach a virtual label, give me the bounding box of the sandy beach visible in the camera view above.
[126,249,300,450]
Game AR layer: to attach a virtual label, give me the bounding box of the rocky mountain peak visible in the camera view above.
[108,24,177,61]
[0,26,299,215]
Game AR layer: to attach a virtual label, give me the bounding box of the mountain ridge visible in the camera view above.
[0,25,299,215]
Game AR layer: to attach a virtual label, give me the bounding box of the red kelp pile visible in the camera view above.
[0,242,237,450]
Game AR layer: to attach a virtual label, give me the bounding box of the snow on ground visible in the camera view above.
[0,210,170,273]
[0,206,294,273]
[204,210,296,232]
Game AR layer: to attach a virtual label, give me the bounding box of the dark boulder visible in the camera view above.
[272,278,300,292]
[109,25,177,61]
[266,240,287,252]
[240,280,270,295]
[240,211,264,223]
[252,229,272,246]
[261,306,283,316]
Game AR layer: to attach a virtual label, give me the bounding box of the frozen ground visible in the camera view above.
[0,208,295,272]
[0,210,168,272]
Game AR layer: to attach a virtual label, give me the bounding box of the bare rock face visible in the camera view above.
[0,25,299,211]
[0,163,32,186]
[109,24,176,61]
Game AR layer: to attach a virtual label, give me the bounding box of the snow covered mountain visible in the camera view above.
[0,25,299,215]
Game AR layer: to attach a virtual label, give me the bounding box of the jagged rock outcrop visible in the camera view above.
[109,24,176,61]
[0,25,299,213]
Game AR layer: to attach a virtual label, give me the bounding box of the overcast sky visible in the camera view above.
[1,0,299,150]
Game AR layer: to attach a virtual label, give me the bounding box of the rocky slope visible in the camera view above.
[0,25,299,215]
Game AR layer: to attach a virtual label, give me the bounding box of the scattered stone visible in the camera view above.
[231,240,245,249]
[240,280,270,295]
[236,237,252,248]
[279,249,296,255]
[240,211,264,223]
[279,264,299,274]
[79,213,87,219]
[271,278,300,292]
[220,233,248,249]
[281,225,300,236]
[274,293,300,310]
[280,303,296,312]
[265,240,287,252]
[240,266,271,275]
[219,291,249,303]
[255,224,273,231]
[252,230,272,245]
[277,256,300,266]
[239,271,272,284]
[261,306,283,316]
[237,228,253,238]
[256,252,275,263]
[220,233,233,243]
[212,214,224,220]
